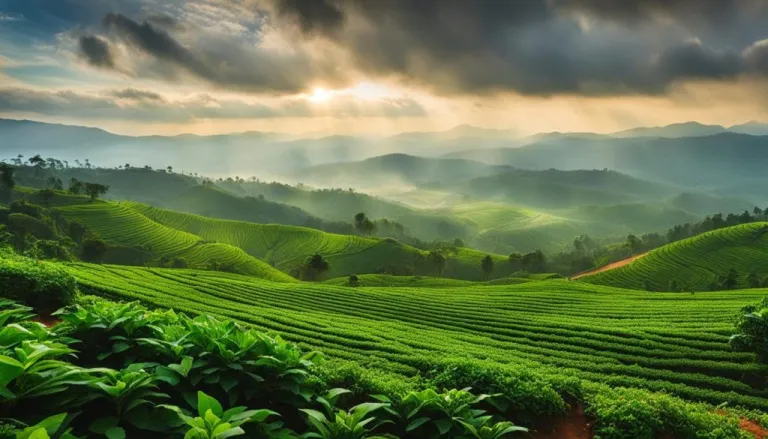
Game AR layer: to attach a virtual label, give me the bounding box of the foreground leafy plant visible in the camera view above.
[300,402,389,439]
[162,391,280,439]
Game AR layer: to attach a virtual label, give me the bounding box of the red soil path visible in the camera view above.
[570,252,648,280]
[741,419,768,439]
[532,405,591,439]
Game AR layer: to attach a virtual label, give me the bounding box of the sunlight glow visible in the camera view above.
[309,87,333,103]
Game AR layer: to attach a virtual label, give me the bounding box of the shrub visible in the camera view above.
[730,297,768,362]
[7,213,54,239]
[0,254,77,311]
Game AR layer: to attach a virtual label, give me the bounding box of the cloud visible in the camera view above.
[0,12,24,21]
[267,0,768,96]
[0,87,426,121]
[78,35,115,68]
[97,12,345,92]
[107,88,165,102]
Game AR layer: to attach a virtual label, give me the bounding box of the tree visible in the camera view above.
[167,166,173,174]
[508,253,522,271]
[305,253,330,281]
[427,250,446,277]
[68,178,84,195]
[0,163,16,203]
[83,182,109,201]
[481,255,495,280]
[521,250,545,273]
[353,212,376,236]
[668,279,679,292]
[731,297,768,362]
[47,176,63,190]
[28,154,45,176]
[453,238,465,248]
[642,280,653,292]
[348,274,360,287]
[626,234,642,255]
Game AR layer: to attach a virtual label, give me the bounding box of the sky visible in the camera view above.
[2,0,768,136]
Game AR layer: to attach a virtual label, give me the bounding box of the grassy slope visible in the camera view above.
[53,201,294,282]
[582,222,768,290]
[322,273,534,287]
[128,203,514,280]
[67,262,768,411]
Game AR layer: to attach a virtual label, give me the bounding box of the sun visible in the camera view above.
[309,87,333,103]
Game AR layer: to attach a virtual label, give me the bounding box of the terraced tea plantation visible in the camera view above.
[68,262,768,411]
[585,222,768,290]
[57,200,513,280]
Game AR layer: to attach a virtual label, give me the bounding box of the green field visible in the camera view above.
[584,222,768,290]
[67,262,768,411]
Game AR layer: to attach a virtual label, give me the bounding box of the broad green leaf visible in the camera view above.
[198,391,224,418]
[0,354,23,386]
[105,426,127,439]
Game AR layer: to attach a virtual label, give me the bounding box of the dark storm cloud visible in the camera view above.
[103,13,209,75]
[275,0,344,36]
[268,0,768,96]
[78,35,115,68]
[98,12,341,92]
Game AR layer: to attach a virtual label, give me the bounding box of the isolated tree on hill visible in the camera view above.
[481,255,495,280]
[354,212,376,236]
[68,178,84,195]
[167,166,173,174]
[84,182,109,201]
[427,250,447,277]
[0,163,16,203]
[305,253,330,281]
[668,279,679,292]
[453,238,465,248]
[626,234,642,255]
[348,274,360,287]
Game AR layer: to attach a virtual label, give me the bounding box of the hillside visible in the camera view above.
[581,222,768,290]
[128,203,514,280]
[445,133,768,195]
[67,262,768,412]
[53,202,295,282]
[437,168,677,209]
[290,153,512,188]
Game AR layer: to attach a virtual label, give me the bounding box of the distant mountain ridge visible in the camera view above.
[3,117,768,178]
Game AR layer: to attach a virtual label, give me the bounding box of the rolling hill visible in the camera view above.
[54,201,295,282]
[290,153,513,188]
[436,168,677,209]
[581,222,768,290]
[445,133,768,196]
[129,203,515,280]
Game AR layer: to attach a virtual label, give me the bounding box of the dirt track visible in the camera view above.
[570,252,648,280]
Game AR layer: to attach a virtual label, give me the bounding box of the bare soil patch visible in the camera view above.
[570,252,648,280]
